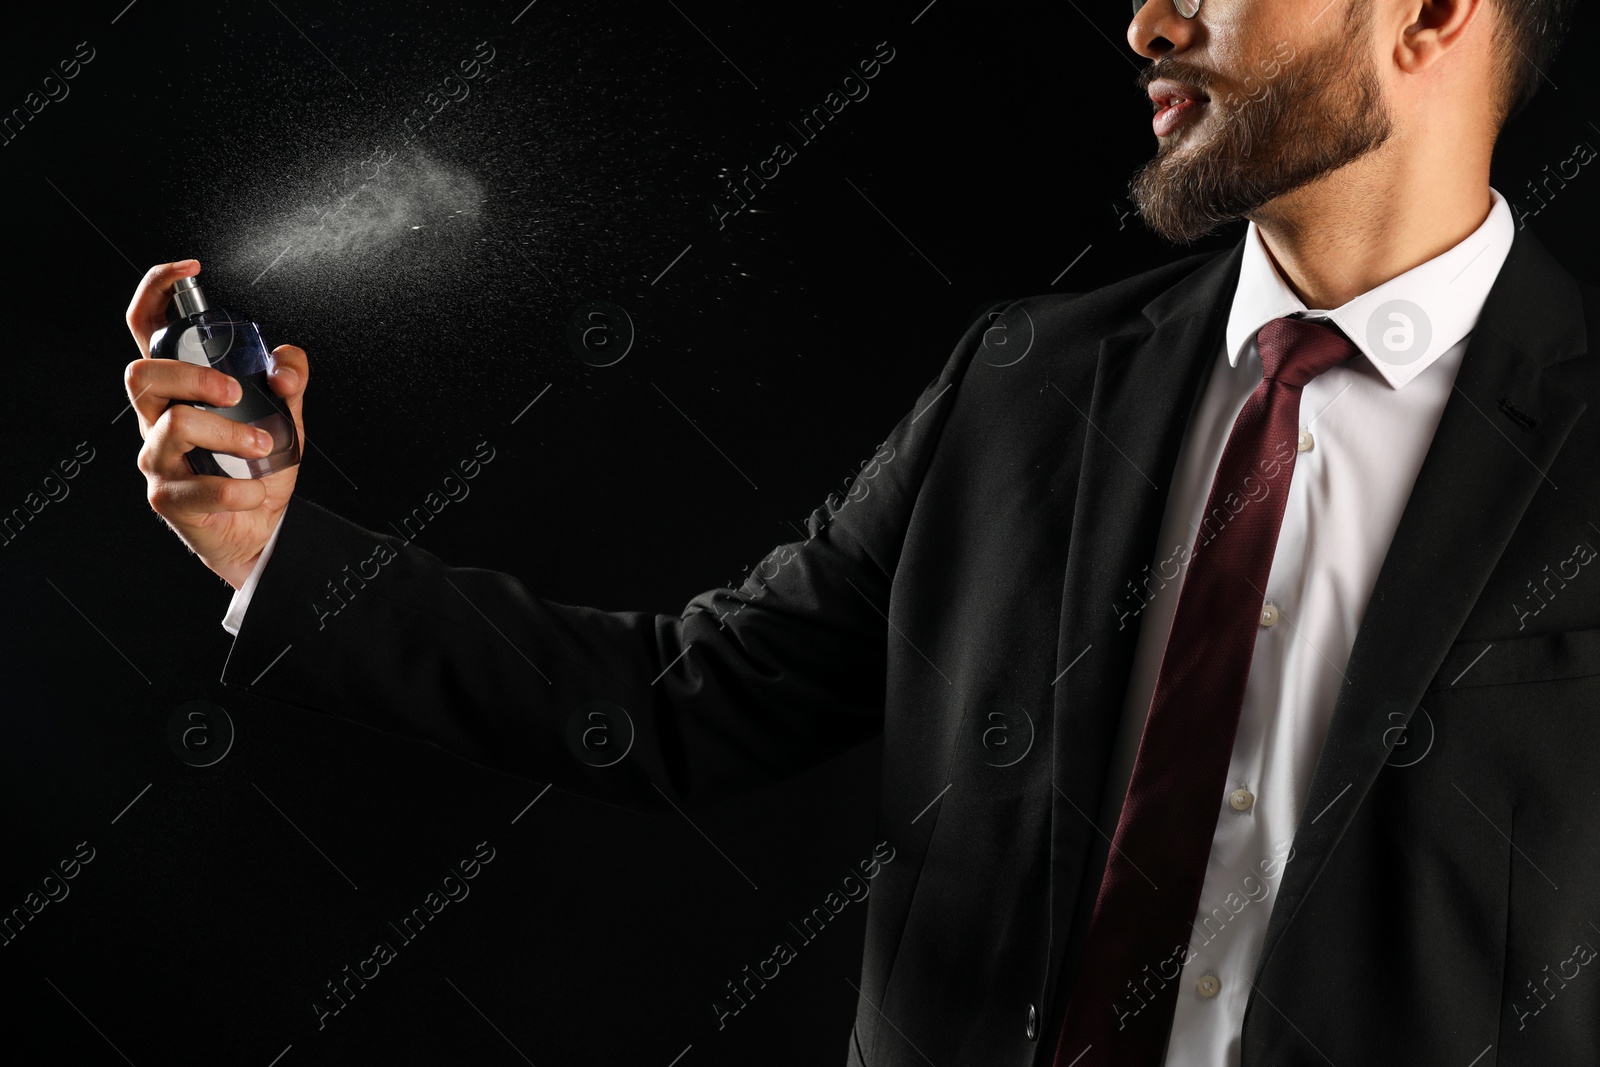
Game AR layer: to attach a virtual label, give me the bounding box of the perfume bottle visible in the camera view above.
[150,276,300,478]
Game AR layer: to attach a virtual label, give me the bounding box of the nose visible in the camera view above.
[1128,0,1200,59]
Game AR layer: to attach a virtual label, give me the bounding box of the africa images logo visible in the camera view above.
[1364,299,1432,367]
[167,699,235,768]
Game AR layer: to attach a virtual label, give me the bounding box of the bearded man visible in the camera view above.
[123,0,1593,1062]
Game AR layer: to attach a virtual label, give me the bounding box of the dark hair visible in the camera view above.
[1494,0,1578,125]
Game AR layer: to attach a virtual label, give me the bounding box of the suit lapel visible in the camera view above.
[1043,241,1245,1016]
[1251,227,1590,980]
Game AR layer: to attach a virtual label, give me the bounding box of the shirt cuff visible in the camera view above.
[222,501,291,636]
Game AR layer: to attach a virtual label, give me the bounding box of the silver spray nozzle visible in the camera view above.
[173,275,209,318]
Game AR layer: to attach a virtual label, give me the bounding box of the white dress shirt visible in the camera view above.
[222,500,289,636]
[1091,186,1514,1066]
[221,188,1516,1065]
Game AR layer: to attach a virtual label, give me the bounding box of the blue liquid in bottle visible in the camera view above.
[149,276,300,478]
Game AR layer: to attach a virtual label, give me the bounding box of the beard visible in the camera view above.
[1129,4,1394,244]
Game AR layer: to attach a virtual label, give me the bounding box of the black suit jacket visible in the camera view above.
[222,224,1599,1065]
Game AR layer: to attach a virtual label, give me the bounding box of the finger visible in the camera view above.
[265,344,308,398]
[125,259,201,358]
[141,404,275,479]
[124,358,243,435]
[148,473,268,527]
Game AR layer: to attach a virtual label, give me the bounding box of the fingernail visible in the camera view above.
[227,379,242,403]
[174,259,197,269]
[255,429,273,451]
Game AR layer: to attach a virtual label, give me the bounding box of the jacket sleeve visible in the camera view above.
[220,306,1005,813]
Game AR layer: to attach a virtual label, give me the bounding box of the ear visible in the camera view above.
[1394,0,1487,75]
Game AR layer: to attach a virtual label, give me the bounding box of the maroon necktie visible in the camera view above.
[1051,316,1357,1067]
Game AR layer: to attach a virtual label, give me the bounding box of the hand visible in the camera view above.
[124,259,310,591]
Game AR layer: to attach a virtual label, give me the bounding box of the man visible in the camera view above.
[124,0,1595,1062]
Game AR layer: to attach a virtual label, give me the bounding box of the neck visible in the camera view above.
[1247,149,1494,310]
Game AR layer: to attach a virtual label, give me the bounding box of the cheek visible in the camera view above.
[1196,19,1276,98]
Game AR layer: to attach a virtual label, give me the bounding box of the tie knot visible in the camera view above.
[1255,316,1357,387]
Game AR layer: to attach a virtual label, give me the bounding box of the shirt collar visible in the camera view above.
[1224,186,1516,389]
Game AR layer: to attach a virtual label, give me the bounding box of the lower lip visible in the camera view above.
[1153,98,1206,137]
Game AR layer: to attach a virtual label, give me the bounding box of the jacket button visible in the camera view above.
[1026,1002,1038,1040]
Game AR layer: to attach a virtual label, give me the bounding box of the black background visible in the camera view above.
[0,0,1594,1063]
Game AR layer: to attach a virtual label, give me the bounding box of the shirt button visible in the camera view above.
[1197,974,1222,998]
[1259,602,1280,627]
[1297,428,1314,452]
[1229,787,1255,812]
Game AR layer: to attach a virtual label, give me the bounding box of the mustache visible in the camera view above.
[1136,59,1217,96]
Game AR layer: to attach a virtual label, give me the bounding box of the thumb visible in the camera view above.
[267,344,309,398]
